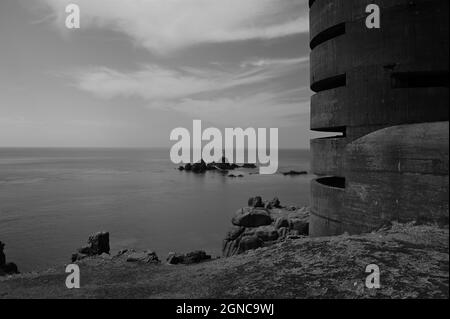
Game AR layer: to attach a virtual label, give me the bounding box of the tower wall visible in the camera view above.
[309,0,449,236]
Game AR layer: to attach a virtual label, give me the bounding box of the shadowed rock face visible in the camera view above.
[0,242,5,267]
[232,208,272,228]
[0,241,19,276]
[223,197,309,257]
[72,232,110,262]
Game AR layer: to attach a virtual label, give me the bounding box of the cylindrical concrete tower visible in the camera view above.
[309,0,449,236]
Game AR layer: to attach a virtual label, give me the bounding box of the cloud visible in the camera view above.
[68,57,310,127]
[39,0,308,53]
[70,56,308,101]
[169,92,310,127]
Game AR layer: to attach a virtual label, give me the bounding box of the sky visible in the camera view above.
[0,0,319,148]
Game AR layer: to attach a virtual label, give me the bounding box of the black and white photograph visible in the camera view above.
[0,0,448,306]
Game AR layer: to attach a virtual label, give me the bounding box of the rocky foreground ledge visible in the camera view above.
[0,222,448,299]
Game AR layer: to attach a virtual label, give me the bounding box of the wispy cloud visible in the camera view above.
[40,0,308,54]
[68,57,309,126]
[71,57,307,100]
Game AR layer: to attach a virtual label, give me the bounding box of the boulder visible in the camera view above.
[266,197,281,209]
[184,163,192,171]
[126,251,160,264]
[247,196,265,208]
[232,207,272,227]
[0,241,19,276]
[242,163,257,169]
[72,232,110,262]
[238,236,263,253]
[183,251,212,264]
[254,226,279,242]
[166,252,185,265]
[1,263,18,275]
[0,241,5,267]
[167,251,211,265]
[224,226,245,241]
[88,232,110,255]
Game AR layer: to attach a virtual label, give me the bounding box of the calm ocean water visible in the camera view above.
[0,148,312,272]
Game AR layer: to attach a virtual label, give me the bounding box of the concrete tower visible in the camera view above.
[309,0,449,236]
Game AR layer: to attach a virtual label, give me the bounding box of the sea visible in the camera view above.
[0,148,312,272]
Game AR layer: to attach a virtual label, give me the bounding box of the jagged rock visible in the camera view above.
[126,251,160,264]
[178,166,185,171]
[228,174,236,178]
[232,207,272,227]
[166,252,184,264]
[184,163,192,171]
[223,197,310,257]
[88,232,110,255]
[167,251,211,265]
[0,241,5,267]
[191,159,207,173]
[72,232,110,262]
[242,163,257,169]
[266,197,281,209]
[247,196,264,208]
[0,241,19,276]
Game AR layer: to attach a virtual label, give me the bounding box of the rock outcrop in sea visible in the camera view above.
[222,197,309,257]
[0,241,19,276]
[178,153,257,175]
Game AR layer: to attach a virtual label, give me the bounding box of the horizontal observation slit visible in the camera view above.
[312,126,346,137]
[311,74,346,93]
[391,71,449,88]
[316,176,346,189]
[310,23,346,50]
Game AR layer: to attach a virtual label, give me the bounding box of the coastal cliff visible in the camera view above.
[0,222,448,299]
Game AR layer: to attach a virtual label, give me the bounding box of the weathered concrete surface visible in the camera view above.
[309,0,449,236]
[310,122,449,236]
[0,223,447,299]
